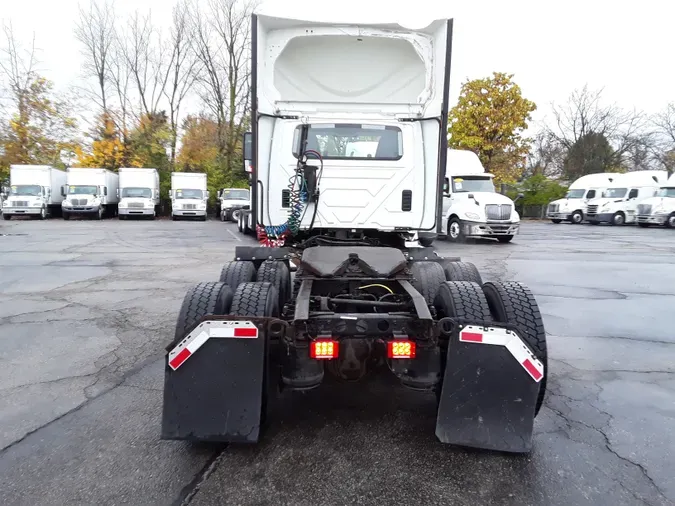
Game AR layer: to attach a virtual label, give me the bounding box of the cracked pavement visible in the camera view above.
[0,219,673,506]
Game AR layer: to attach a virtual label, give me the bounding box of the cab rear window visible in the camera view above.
[292,124,403,160]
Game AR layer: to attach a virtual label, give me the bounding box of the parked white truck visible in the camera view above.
[61,167,119,220]
[585,170,667,225]
[546,173,616,224]
[635,173,675,228]
[118,167,160,220]
[2,165,66,220]
[170,172,208,221]
[219,188,250,222]
[441,149,520,243]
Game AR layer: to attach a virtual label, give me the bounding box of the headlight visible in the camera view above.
[119,202,126,208]
[465,212,481,220]
[146,202,154,208]
[198,203,207,210]
[62,202,71,207]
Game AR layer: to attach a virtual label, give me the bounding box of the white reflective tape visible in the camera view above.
[187,331,210,353]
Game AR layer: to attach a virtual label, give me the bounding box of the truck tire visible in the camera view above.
[497,235,514,243]
[638,222,650,228]
[551,219,562,224]
[237,212,243,233]
[666,214,675,229]
[229,281,281,425]
[63,213,70,221]
[447,217,465,243]
[219,261,256,289]
[3,214,11,220]
[257,260,291,307]
[434,281,492,323]
[39,207,47,220]
[482,281,547,416]
[611,212,625,226]
[410,261,446,304]
[571,210,583,224]
[173,282,234,344]
[95,206,103,220]
[442,261,483,284]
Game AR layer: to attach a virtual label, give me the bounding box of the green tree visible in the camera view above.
[563,131,622,179]
[448,72,536,185]
[518,174,568,207]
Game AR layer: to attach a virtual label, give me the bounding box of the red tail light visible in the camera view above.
[310,340,339,359]
[387,340,416,359]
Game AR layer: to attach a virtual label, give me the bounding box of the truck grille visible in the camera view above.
[13,201,28,207]
[182,203,197,210]
[128,202,144,208]
[71,199,87,206]
[485,204,512,221]
[548,203,559,213]
[637,204,652,215]
[587,205,598,215]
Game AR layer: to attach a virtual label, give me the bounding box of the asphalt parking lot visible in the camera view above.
[0,218,674,506]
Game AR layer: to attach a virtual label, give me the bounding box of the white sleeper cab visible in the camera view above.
[219,188,250,222]
[118,167,160,220]
[170,172,208,221]
[3,165,66,220]
[546,173,616,224]
[636,173,675,228]
[585,170,667,225]
[61,167,119,220]
[441,149,520,243]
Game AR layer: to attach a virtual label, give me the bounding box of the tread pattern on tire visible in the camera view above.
[482,281,547,415]
[410,261,447,304]
[257,261,290,306]
[230,282,278,317]
[173,282,232,344]
[435,281,492,322]
[443,261,483,284]
[219,261,256,288]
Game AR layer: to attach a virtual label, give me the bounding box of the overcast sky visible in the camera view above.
[1,0,673,128]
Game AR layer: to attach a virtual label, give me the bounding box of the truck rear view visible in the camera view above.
[161,9,548,454]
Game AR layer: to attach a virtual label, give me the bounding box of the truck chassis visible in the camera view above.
[162,245,547,453]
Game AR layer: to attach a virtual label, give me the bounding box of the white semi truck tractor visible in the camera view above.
[169,172,208,221]
[219,188,250,222]
[546,173,616,224]
[635,173,675,228]
[61,167,119,220]
[161,6,548,454]
[117,167,160,220]
[2,165,66,220]
[441,149,521,243]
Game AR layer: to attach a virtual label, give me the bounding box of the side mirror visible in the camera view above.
[467,193,474,199]
[513,192,524,203]
[243,132,252,173]
[168,190,172,198]
[116,189,120,198]
[442,178,450,195]
[103,186,107,196]
[205,190,210,199]
[61,185,66,197]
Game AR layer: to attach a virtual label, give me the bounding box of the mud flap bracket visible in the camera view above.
[435,323,544,453]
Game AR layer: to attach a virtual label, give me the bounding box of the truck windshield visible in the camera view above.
[293,124,402,160]
[566,189,586,198]
[68,185,98,195]
[657,188,675,198]
[604,188,627,198]
[451,176,495,193]
[10,185,41,196]
[175,189,203,199]
[121,188,152,198]
[222,189,249,200]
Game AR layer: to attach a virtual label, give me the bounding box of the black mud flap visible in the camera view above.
[435,323,543,453]
[161,320,266,443]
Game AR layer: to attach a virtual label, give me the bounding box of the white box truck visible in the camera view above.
[169,172,208,221]
[61,167,119,220]
[219,187,250,222]
[585,170,668,225]
[117,167,160,220]
[441,149,520,243]
[546,173,617,224]
[2,165,66,220]
[635,173,675,228]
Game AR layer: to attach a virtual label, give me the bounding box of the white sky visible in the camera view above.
[1,0,673,129]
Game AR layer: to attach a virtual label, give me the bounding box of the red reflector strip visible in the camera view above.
[387,340,416,359]
[522,358,543,382]
[459,331,483,343]
[311,340,338,359]
[169,348,191,370]
[234,327,258,337]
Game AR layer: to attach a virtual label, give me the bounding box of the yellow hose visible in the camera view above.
[358,283,394,294]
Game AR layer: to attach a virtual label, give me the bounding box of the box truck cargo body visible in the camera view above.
[3,165,66,220]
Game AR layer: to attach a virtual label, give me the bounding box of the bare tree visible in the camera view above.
[122,10,168,117]
[651,103,675,173]
[162,0,201,168]
[653,103,675,144]
[107,33,133,138]
[74,0,116,113]
[191,0,255,173]
[526,129,564,179]
[547,85,651,171]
